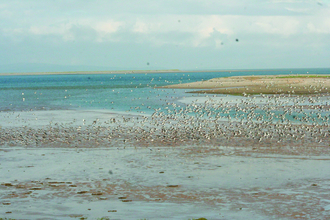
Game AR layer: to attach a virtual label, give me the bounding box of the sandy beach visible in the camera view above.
[161,75,330,95]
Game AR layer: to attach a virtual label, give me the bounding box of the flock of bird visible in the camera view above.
[1,92,329,153]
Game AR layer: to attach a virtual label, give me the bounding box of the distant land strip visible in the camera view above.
[0,68,295,76]
[160,74,330,95]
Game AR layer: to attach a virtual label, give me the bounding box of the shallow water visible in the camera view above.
[1,69,330,126]
[1,69,329,113]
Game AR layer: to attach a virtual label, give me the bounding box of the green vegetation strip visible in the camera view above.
[276,75,330,78]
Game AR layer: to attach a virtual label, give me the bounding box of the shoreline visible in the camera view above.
[160,74,330,95]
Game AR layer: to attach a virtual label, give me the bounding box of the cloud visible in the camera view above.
[0,0,329,69]
[1,13,328,53]
[2,10,330,45]
[4,19,123,43]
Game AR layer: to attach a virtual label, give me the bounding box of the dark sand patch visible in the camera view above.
[1,147,330,219]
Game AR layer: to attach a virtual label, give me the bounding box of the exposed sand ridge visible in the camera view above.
[161,74,330,95]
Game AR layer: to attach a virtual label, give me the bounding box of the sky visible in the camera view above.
[1,0,330,72]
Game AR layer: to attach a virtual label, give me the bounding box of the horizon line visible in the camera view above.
[1,67,330,76]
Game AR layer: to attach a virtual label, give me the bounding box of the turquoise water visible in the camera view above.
[0,68,329,118]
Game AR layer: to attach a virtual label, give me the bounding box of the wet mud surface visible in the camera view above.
[1,145,330,220]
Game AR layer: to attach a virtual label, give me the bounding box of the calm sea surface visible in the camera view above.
[0,68,329,117]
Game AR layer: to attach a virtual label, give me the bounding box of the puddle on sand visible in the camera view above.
[1,147,330,219]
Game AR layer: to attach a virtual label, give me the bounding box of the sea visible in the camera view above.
[0,68,329,125]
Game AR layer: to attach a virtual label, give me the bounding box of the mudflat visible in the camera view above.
[1,146,330,220]
[1,108,330,219]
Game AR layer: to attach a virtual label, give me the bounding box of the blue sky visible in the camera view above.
[1,0,330,72]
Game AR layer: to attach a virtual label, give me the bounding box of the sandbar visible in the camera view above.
[161,75,330,95]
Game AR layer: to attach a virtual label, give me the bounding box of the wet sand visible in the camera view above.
[1,147,330,220]
[161,75,330,95]
[1,104,330,219]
